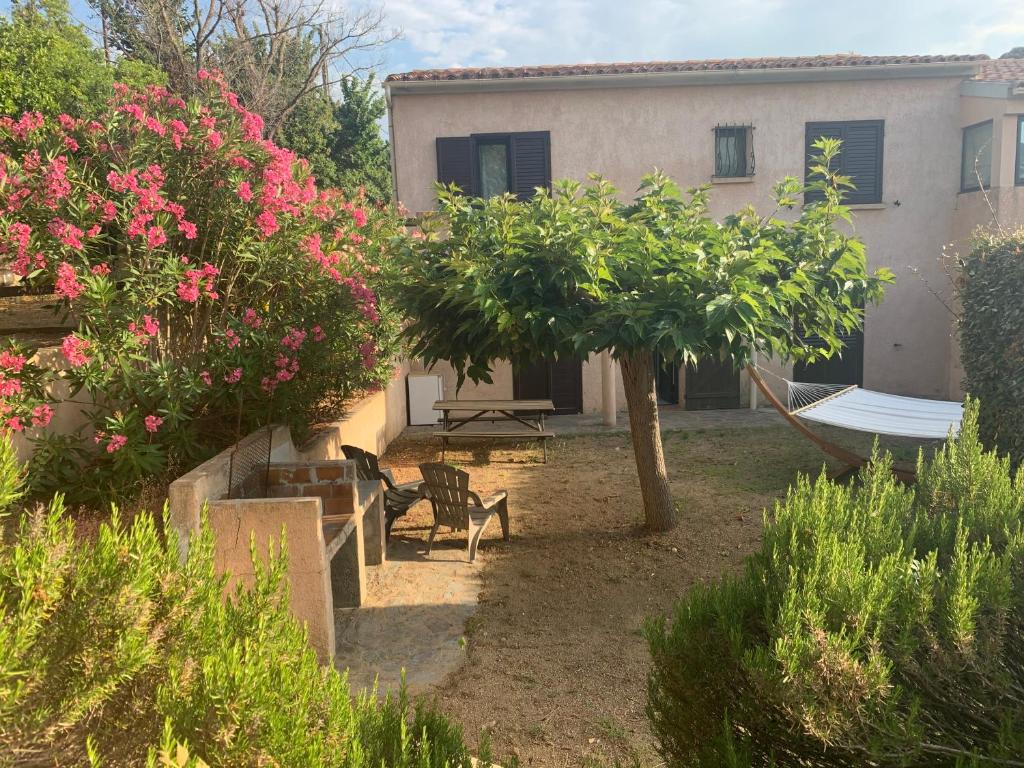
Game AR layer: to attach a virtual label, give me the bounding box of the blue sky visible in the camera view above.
[377,0,1024,75]
[9,0,1023,76]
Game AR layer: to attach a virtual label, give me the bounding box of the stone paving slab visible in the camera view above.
[334,535,483,696]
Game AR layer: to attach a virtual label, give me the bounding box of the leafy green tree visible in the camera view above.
[278,91,342,185]
[331,74,391,201]
[0,0,162,117]
[391,141,892,531]
[999,46,1024,58]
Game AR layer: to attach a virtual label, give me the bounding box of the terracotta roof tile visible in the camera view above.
[976,59,1024,83]
[387,54,989,83]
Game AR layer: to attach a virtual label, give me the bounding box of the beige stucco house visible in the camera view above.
[385,54,1024,415]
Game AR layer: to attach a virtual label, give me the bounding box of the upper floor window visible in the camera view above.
[436,132,551,200]
[1016,115,1023,187]
[713,125,754,178]
[961,120,993,192]
[804,120,884,205]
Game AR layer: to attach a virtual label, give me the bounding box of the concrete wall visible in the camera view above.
[168,362,410,553]
[391,75,975,399]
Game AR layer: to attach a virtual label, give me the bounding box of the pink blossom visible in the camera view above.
[54,262,84,301]
[312,325,326,342]
[178,220,198,240]
[242,308,262,329]
[241,111,264,141]
[223,367,242,384]
[237,182,253,202]
[63,136,79,152]
[31,403,53,428]
[144,414,163,433]
[4,416,24,433]
[224,328,240,349]
[146,225,167,249]
[0,375,22,397]
[0,351,27,373]
[48,219,85,250]
[43,156,71,204]
[90,263,111,276]
[106,434,128,453]
[206,131,224,150]
[359,340,377,369]
[176,281,200,303]
[352,208,368,227]
[255,210,278,238]
[280,328,306,351]
[199,370,212,386]
[129,314,160,341]
[61,334,90,367]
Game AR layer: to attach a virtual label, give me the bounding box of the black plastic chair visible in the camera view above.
[341,445,424,541]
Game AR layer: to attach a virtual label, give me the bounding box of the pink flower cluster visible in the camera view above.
[242,308,262,329]
[128,315,160,342]
[177,261,220,303]
[54,261,83,301]
[0,350,27,373]
[223,367,242,384]
[31,403,52,428]
[144,414,163,433]
[61,334,90,367]
[94,431,128,453]
[343,277,380,323]
[280,328,306,351]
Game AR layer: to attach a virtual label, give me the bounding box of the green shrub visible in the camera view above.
[646,402,1024,767]
[0,433,483,767]
[960,229,1024,465]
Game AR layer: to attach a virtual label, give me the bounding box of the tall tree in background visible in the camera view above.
[331,74,391,201]
[89,0,395,136]
[1000,47,1024,58]
[0,0,162,117]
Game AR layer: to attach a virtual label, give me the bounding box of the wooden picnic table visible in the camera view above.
[432,399,555,462]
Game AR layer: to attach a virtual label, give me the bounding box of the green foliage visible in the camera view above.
[645,402,1024,767]
[391,139,892,387]
[0,433,483,767]
[959,228,1024,466]
[277,75,392,201]
[331,75,391,203]
[278,91,342,186]
[0,0,163,118]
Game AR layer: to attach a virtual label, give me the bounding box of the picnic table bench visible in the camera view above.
[432,399,555,462]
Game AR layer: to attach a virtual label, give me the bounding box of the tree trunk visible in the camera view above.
[619,349,677,531]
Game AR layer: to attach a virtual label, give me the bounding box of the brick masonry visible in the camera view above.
[255,461,358,519]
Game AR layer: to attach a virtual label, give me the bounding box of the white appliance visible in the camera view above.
[407,374,445,426]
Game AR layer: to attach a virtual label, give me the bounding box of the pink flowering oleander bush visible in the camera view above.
[0,72,401,504]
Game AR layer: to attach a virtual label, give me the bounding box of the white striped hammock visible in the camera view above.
[785,381,963,440]
[746,366,964,481]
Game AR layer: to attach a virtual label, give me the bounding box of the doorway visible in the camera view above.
[684,357,741,410]
[513,358,583,415]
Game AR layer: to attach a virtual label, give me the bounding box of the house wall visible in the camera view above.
[391,75,973,400]
[948,96,1024,398]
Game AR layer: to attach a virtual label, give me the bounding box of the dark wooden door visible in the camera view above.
[653,353,679,405]
[794,327,864,386]
[684,358,740,410]
[514,358,582,415]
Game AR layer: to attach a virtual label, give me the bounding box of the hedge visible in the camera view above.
[960,228,1024,465]
[645,402,1024,767]
[0,433,489,767]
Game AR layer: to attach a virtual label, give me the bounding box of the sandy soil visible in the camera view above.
[381,421,845,768]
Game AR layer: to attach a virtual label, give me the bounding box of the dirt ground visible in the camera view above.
[380,421,849,768]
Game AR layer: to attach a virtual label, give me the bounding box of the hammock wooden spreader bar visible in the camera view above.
[745,365,918,483]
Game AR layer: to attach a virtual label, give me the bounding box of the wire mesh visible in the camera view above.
[227,424,273,499]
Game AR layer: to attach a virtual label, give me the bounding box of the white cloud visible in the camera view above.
[379,0,1023,74]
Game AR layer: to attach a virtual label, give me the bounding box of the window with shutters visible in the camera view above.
[713,125,754,178]
[435,131,551,200]
[961,120,993,192]
[804,120,884,205]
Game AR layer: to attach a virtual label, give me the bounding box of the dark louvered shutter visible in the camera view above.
[841,121,883,204]
[804,120,883,205]
[436,136,473,194]
[510,132,551,200]
[804,122,844,204]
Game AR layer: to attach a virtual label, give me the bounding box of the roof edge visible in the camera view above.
[386,61,983,94]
